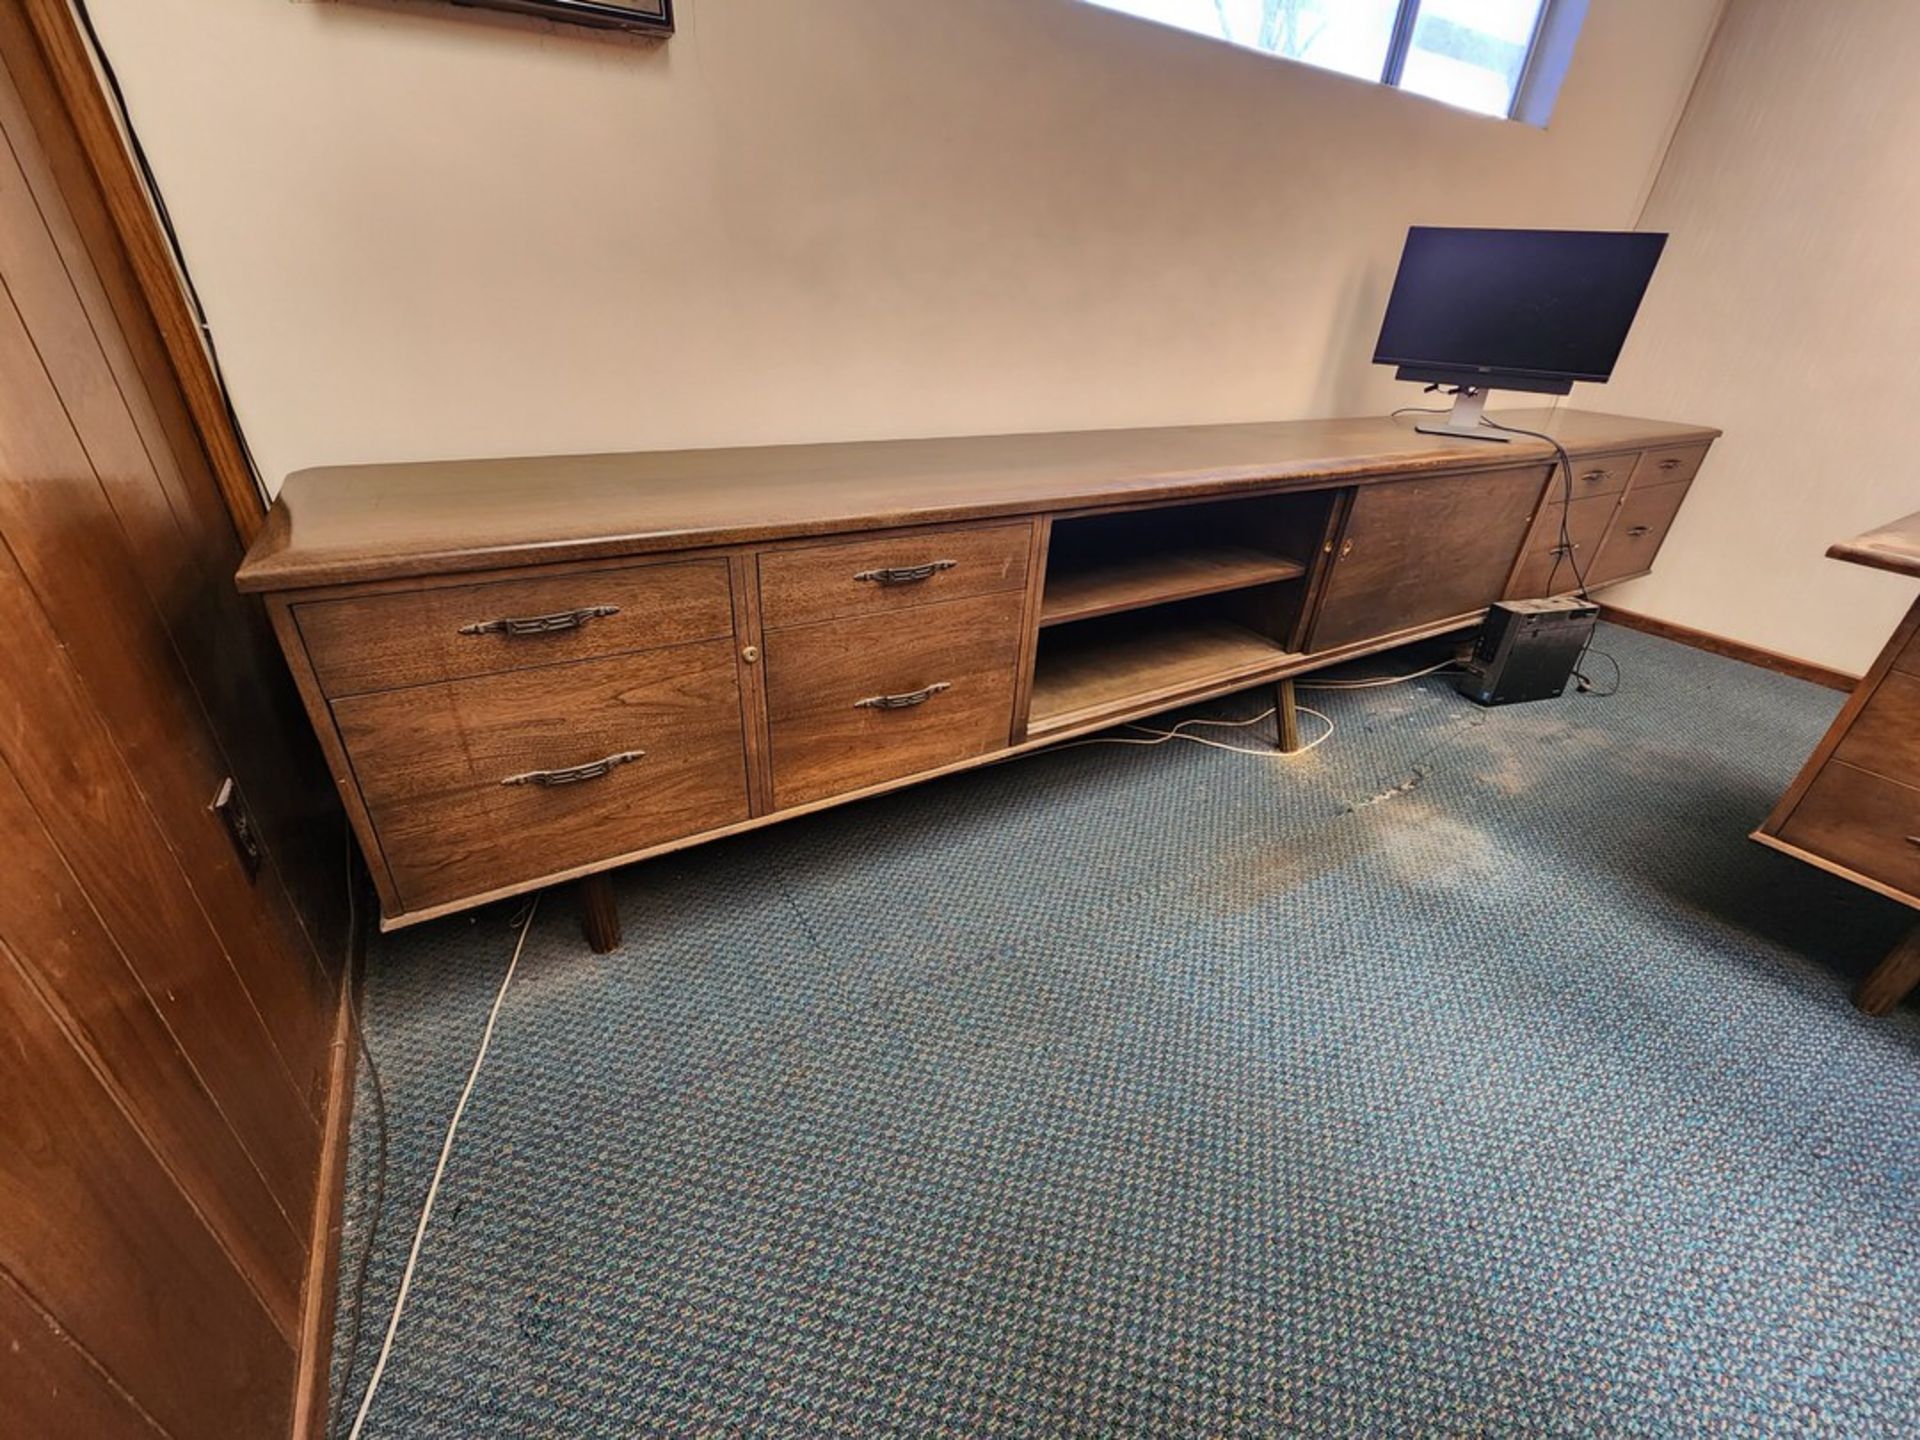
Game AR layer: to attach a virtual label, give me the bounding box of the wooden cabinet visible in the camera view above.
[1310,466,1547,650]
[240,410,1715,933]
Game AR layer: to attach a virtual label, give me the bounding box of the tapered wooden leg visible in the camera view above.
[579,873,622,954]
[1276,678,1303,753]
[1854,922,1920,1016]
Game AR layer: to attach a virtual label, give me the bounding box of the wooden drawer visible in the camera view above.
[334,642,749,910]
[764,590,1023,809]
[1565,451,1639,500]
[1586,481,1690,587]
[757,523,1030,630]
[1508,491,1618,598]
[296,559,733,697]
[1835,670,1920,788]
[1778,760,1920,902]
[1631,443,1710,490]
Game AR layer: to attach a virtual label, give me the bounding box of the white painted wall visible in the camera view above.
[87,0,1719,499]
[1596,0,1920,676]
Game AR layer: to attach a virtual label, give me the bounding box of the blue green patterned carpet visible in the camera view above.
[333,623,1920,1437]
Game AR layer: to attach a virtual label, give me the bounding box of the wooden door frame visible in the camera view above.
[5,0,266,543]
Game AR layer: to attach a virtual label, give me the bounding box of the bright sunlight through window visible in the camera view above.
[1087,0,1573,122]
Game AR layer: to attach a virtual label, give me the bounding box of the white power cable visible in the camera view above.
[1295,660,1459,690]
[346,896,541,1440]
[1053,703,1335,759]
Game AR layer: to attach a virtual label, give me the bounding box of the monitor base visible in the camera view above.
[1411,385,1509,442]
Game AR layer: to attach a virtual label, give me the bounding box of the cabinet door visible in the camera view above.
[1310,467,1547,651]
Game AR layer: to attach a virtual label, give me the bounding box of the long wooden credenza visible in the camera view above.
[236,408,1717,945]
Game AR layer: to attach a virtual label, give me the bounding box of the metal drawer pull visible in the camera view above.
[500,749,645,787]
[853,560,957,586]
[1550,542,1582,556]
[1579,469,1608,483]
[1906,836,1920,848]
[460,605,620,637]
[854,682,951,710]
[1657,457,1684,471]
[1625,525,1652,538]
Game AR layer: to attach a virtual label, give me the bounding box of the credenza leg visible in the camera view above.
[1854,922,1920,1015]
[1275,678,1303,753]
[579,873,622,955]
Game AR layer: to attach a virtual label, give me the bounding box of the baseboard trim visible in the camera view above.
[289,907,366,1439]
[1598,604,1857,692]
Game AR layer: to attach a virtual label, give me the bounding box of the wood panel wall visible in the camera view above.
[0,4,348,1436]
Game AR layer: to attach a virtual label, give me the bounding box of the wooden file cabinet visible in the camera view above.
[239,409,1716,943]
[1756,510,1920,1013]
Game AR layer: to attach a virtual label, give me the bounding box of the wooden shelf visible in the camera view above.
[1028,618,1297,735]
[1039,546,1306,627]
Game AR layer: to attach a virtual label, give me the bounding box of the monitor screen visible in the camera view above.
[1372,228,1667,384]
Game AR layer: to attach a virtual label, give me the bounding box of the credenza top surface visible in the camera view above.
[1828,510,1920,581]
[237,408,1719,592]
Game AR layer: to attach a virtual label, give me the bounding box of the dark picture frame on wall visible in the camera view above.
[451,0,673,33]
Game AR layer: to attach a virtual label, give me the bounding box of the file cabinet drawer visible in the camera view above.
[757,523,1031,630]
[1586,482,1691,587]
[763,590,1023,809]
[334,642,749,909]
[297,559,733,697]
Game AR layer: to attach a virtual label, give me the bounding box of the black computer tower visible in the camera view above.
[1457,599,1599,706]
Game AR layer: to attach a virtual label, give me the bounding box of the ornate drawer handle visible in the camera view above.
[1657,457,1684,471]
[1625,525,1652,538]
[853,560,957,586]
[1579,470,1608,483]
[500,749,645,787]
[854,682,951,710]
[460,605,620,637]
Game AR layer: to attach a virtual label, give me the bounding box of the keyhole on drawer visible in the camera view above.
[742,645,760,663]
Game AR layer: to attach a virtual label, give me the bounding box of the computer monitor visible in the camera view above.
[1373,227,1668,440]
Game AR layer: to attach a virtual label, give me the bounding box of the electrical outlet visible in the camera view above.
[211,777,263,880]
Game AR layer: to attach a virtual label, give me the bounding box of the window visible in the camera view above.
[1086,0,1579,123]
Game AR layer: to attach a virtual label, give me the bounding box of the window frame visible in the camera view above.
[1380,0,1559,120]
[1089,0,1584,125]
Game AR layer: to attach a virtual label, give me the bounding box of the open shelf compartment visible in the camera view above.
[1027,491,1332,734]
[1039,491,1332,630]
[1027,594,1303,736]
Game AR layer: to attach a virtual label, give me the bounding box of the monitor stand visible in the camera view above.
[1414,386,1509,442]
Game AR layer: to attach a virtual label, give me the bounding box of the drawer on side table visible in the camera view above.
[333,641,750,911]
[1834,670,1920,787]
[295,558,734,696]
[763,589,1023,809]
[758,522,1031,629]
[1777,760,1920,900]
